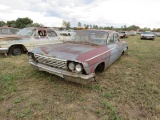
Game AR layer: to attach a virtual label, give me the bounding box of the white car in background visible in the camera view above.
[156,32,160,37]
[141,31,155,40]
[129,31,136,36]
[57,30,75,41]
[0,27,61,56]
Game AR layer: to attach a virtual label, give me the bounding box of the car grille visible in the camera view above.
[34,54,67,69]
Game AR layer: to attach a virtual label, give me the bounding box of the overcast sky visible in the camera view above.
[0,0,159,29]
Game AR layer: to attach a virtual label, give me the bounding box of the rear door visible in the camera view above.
[47,30,61,44]
[114,33,124,57]
[33,29,50,47]
[107,33,119,65]
[34,29,61,48]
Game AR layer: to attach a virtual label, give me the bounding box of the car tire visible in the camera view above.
[11,47,23,56]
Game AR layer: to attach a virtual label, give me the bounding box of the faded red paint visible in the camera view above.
[41,47,49,54]
[0,35,29,41]
[77,46,111,73]
[77,46,110,61]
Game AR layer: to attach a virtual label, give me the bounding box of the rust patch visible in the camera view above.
[0,35,29,41]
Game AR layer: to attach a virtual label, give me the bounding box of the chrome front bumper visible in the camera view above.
[0,48,8,53]
[29,61,95,84]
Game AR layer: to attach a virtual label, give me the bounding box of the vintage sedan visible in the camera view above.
[156,32,160,37]
[0,26,19,35]
[57,30,74,41]
[0,27,61,56]
[141,31,155,40]
[118,31,128,38]
[28,30,128,84]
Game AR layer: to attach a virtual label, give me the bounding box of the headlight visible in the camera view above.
[68,62,75,71]
[75,64,82,73]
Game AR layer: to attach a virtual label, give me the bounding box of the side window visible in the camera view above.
[10,29,19,34]
[38,30,47,37]
[47,30,57,37]
[108,33,114,44]
[114,33,120,42]
[2,29,9,34]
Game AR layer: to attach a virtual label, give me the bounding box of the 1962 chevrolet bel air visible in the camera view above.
[28,30,128,84]
[0,27,61,56]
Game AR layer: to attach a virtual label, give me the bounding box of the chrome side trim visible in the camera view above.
[85,47,116,62]
[0,48,9,53]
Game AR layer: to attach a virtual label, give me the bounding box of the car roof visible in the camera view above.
[0,26,19,30]
[26,27,54,31]
[77,29,116,33]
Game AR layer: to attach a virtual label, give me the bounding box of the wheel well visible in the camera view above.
[9,44,27,52]
[95,62,105,73]
[8,44,27,54]
[122,46,128,55]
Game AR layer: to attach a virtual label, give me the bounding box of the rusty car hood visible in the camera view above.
[31,43,99,61]
[0,35,28,41]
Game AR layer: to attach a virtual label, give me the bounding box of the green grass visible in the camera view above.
[0,35,160,119]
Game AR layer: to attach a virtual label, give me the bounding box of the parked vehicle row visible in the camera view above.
[118,30,157,40]
[0,27,128,84]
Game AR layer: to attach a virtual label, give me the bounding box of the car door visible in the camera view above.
[46,30,61,44]
[33,29,50,48]
[114,33,124,58]
[107,33,119,65]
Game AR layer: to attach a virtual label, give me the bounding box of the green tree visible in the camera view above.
[94,25,98,29]
[15,17,33,28]
[99,26,103,29]
[62,20,66,28]
[66,22,71,30]
[90,24,92,29]
[0,21,6,27]
[128,25,140,31]
[140,27,151,31]
[27,23,44,27]
[62,20,70,30]
[83,24,89,29]
[78,22,81,27]
[6,20,16,27]
[156,28,160,32]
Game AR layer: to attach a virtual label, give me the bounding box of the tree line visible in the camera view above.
[0,18,160,32]
[0,17,44,28]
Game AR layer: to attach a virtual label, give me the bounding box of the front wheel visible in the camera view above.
[11,47,23,56]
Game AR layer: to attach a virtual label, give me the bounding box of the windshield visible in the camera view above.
[17,27,36,36]
[119,32,125,33]
[69,30,108,45]
[143,32,154,35]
